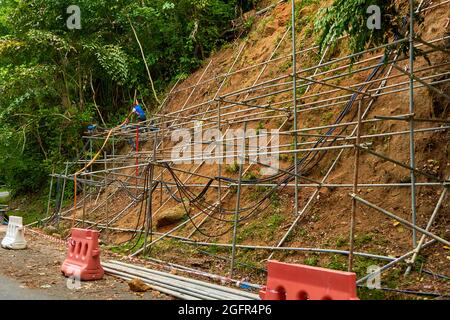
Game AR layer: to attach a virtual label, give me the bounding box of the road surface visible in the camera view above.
[0,229,169,300]
[0,274,60,300]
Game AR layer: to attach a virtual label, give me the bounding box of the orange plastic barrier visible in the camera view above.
[61,228,104,281]
[259,260,359,300]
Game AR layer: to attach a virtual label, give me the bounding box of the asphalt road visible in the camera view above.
[0,274,60,300]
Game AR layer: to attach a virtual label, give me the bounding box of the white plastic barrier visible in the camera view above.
[1,216,27,249]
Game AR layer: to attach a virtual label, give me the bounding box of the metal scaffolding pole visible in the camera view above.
[169,59,213,129]
[57,163,69,226]
[348,101,362,272]
[188,31,291,237]
[292,0,299,215]
[350,194,450,246]
[80,35,448,138]
[356,240,436,285]
[405,184,448,275]
[82,181,86,228]
[139,43,247,224]
[43,0,450,292]
[217,101,222,216]
[45,167,55,221]
[408,0,418,247]
[178,239,395,261]
[230,122,246,277]
[104,152,109,239]
[143,163,154,257]
[267,62,387,258]
[89,138,93,203]
[76,32,448,137]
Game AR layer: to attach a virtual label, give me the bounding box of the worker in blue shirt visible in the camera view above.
[128,100,159,132]
[87,124,97,134]
[131,101,146,123]
[124,100,147,151]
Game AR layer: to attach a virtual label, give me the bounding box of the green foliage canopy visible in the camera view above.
[0,0,251,193]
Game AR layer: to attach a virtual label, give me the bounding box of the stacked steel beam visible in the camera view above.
[103,260,260,300]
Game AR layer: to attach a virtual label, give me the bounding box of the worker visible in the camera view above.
[87,124,97,134]
[123,100,147,151]
[128,100,159,132]
[86,124,107,135]
[131,100,146,123]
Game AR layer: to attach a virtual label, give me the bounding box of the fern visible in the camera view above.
[314,0,411,58]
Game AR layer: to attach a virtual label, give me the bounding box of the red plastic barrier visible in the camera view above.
[61,228,104,281]
[259,260,358,300]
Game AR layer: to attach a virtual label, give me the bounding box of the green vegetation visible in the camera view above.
[279,60,292,73]
[243,171,259,181]
[354,233,374,247]
[0,186,10,204]
[266,213,284,230]
[289,0,320,29]
[110,235,145,255]
[7,193,46,224]
[293,0,320,41]
[314,0,411,57]
[256,121,265,135]
[279,153,292,162]
[327,254,347,271]
[254,14,274,36]
[304,255,319,266]
[335,236,347,248]
[383,265,407,290]
[238,212,285,242]
[203,244,225,255]
[112,237,195,256]
[352,256,379,278]
[296,85,307,97]
[0,0,255,194]
[243,15,256,32]
[225,161,240,174]
[321,111,334,125]
[249,186,280,209]
[235,249,266,272]
[298,227,308,238]
[268,190,281,209]
[357,286,386,300]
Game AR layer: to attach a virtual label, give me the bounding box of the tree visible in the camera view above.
[0,0,255,193]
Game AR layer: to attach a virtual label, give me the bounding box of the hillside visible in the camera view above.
[12,0,450,299]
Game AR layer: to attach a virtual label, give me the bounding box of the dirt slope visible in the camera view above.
[56,0,449,299]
